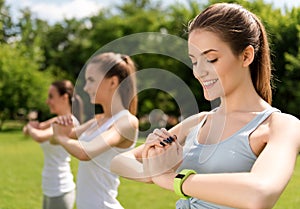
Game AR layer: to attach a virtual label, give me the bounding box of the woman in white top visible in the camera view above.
[52,52,139,209]
[23,80,82,209]
[111,3,300,209]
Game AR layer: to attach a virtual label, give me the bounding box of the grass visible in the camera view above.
[0,130,299,209]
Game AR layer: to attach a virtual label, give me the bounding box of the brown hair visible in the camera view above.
[88,52,138,115]
[51,80,84,123]
[188,3,272,104]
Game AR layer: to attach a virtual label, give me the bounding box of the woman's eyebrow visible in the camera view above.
[201,49,218,55]
[189,49,218,57]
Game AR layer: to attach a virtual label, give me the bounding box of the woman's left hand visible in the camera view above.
[142,128,183,184]
[51,123,72,144]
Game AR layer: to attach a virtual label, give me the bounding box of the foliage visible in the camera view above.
[0,43,53,129]
[0,0,299,125]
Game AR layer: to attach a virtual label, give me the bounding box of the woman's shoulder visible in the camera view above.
[269,111,299,125]
[269,111,300,139]
[125,111,139,129]
[169,110,210,137]
[114,110,139,130]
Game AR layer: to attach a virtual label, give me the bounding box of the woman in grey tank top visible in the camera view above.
[111,3,300,209]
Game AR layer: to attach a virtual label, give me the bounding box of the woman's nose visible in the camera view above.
[83,84,88,92]
[193,64,208,78]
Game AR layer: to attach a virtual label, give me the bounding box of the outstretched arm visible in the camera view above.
[111,125,182,183]
[38,117,57,129]
[53,113,138,161]
[24,124,53,143]
[111,144,153,182]
[110,113,204,183]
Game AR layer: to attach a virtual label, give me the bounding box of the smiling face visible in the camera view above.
[188,29,247,101]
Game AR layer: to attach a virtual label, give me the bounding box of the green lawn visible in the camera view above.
[0,130,299,209]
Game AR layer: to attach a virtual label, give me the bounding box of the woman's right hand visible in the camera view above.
[51,122,72,144]
[50,115,73,144]
[28,121,40,129]
[55,114,73,126]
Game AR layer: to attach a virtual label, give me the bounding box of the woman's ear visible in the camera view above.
[62,93,69,102]
[242,45,255,67]
[110,76,119,88]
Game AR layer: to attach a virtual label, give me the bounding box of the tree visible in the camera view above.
[0,44,53,129]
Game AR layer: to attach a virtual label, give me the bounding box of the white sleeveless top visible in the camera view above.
[76,110,137,209]
[40,115,79,197]
[176,107,280,209]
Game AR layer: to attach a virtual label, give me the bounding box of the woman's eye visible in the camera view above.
[87,78,94,82]
[207,58,218,63]
[192,62,197,66]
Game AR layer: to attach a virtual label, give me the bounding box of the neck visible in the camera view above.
[57,106,72,116]
[101,95,126,118]
[218,84,270,114]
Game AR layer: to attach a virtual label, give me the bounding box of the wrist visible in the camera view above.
[152,172,177,191]
[23,128,28,135]
[56,135,67,144]
[51,134,66,145]
[26,125,32,134]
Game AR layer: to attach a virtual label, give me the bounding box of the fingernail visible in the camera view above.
[163,139,171,144]
[159,141,166,147]
[167,137,174,143]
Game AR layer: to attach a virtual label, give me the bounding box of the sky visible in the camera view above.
[5,0,300,24]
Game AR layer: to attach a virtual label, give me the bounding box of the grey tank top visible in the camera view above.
[176,107,280,209]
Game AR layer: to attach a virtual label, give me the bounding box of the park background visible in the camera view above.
[0,0,300,208]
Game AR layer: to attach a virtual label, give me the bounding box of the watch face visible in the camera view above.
[175,174,185,179]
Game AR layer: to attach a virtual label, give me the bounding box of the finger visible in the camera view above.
[142,134,156,159]
[156,128,171,139]
[145,133,166,148]
[142,133,167,161]
[160,129,177,143]
[56,115,72,126]
[153,128,165,138]
[66,115,73,125]
[161,128,171,137]
[173,138,182,155]
[162,136,176,146]
[61,115,71,125]
[54,117,64,125]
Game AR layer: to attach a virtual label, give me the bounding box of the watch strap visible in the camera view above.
[173,169,196,199]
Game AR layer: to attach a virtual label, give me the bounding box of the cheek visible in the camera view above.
[95,84,105,98]
[47,99,54,105]
[50,101,58,108]
[216,64,242,96]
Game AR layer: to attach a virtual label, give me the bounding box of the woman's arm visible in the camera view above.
[53,113,139,161]
[111,145,153,182]
[149,113,300,209]
[53,115,95,140]
[110,113,204,182]
[110,125,182,183]
[25,124,53,143]
[38,117,57,129]
[69,118,95,139]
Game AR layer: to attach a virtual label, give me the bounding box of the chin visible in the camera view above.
[49,110,55,114]
[204,90,221,101]
[88,98,95,103]
[204,94,216,101]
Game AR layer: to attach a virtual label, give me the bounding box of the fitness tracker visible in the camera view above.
[173,169,196,199]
